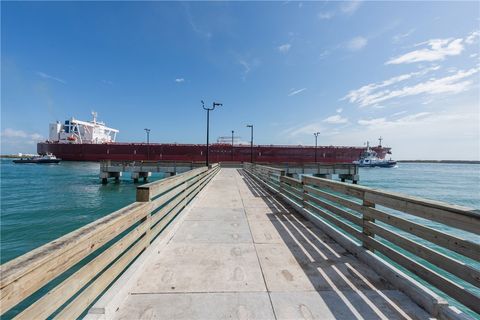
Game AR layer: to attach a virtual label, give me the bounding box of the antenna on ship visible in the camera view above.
[92,111,98,124]
[378,136,383,147]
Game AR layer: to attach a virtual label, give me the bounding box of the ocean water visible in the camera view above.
[0,159,167,263]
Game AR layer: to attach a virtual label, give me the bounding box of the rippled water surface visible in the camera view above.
[0,159,166,263]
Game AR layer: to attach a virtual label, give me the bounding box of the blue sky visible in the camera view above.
[1,1,479,159]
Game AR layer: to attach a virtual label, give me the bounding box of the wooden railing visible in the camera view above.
[0,164,220,319]
[243,163,480,316]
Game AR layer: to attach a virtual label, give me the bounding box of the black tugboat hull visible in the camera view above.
[13,159,61,164]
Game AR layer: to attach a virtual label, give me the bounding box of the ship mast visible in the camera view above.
[92,111,98,124]
[378,136,383,147]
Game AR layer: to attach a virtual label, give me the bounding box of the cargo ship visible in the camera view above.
[37,113,392,163]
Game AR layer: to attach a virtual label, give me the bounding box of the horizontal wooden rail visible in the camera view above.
[243,163,480,316]
[0,164,220,319]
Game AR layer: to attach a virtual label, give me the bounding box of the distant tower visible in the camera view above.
[378,136,383,147]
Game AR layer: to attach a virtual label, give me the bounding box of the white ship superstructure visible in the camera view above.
[48,112,119,144]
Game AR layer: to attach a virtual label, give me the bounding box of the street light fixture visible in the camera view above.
[314,132,320,163]
[246,124,254,163]
[144,128,151,160]
[202,100,222,166]
[231,130,235,161]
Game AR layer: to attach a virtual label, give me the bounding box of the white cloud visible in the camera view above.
[346,36,367,51]
[283,122,324,137]
[392,29,415,43]
[336,108,343,113]
[323,114,348,124]
[237,56,260,81]
[277,43,291,53]
[386,38,464,64]
[101,80,113,85]
[1,128,29,138]
[358,112,431,129]
[465,31,479,45]
[343,66,477,108]
[340,0,362,14]
[318,12,334,20]
[1,129,44,145]
[36,71,66,84]
[288,88,307,96]
[175,78,185,83]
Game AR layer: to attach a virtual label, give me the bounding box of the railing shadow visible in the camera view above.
[240,169,425,320]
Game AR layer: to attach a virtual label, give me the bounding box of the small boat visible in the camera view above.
[13,153,61,164]
[353,142,397,168]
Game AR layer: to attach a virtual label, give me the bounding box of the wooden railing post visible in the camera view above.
[136,186,151,202]
[301,176,307,208]
[362,199,375,250]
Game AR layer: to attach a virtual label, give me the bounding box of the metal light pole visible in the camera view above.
[231,130,235,161]
[144,128,151,160]
[246,125,254,163]
[202,100,222,166]
[314,132,320,163]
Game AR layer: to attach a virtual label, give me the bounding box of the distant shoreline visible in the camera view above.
[397,160,480,164]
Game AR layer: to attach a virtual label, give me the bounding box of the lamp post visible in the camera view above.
[202,100,222,166]
[144,128,151,160]
[314,132,320,163]
[231,130,235,161]
[246,124,254,163]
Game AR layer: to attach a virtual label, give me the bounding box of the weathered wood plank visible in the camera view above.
[303,202,363,240]
[280,176,303,189]
[363,207,480,261]
[54,235,148,320]
[365,222,480,288]
[303,185,364,213]
[0,202,150,314]
[364,191,480,234]
[136,167,208,201]
[303,176,365,199]
[304,193,363,226]
[15,220,149,320]
[279,182,303,199]
[365,237,480,314]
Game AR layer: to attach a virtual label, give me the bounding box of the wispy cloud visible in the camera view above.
[340,0,362,15]
[288,88,307,96]
[358,112,431,129]
[323,114,348,124]
[175,78,185,83]
[392,29,415,43]
[1,128,44,145]
[344,67,478,108]
[237,56,260,81]
[336,108,343,113]
[36,71,66,84]
[283,122,323,137]
[277,43,291,53]
[102,79,113,85]
[346,36,367,51]
[386,30,479,65]
[465,30,480,44]
[184,4,212,39]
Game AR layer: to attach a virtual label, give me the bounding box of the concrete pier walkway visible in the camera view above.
[98,168,431,319]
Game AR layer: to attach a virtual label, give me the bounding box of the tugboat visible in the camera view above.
[353,141,397,168]
[13,153,61,164]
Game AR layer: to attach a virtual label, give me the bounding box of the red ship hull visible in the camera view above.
[37,142,391,163]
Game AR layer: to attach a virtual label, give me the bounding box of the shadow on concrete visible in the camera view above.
[240,169,426,320]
